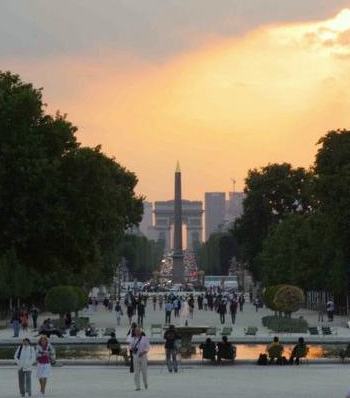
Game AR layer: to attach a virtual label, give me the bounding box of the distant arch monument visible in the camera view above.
[154,199,203,251]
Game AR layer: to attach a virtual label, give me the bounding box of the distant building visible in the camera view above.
[226,192,244,223]
[139,201,154,239]
[205,192,226,240]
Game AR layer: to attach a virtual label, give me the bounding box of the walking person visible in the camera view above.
[14,338,36,397]
[137,300,145,327]
[115,301,123,326]
[30,306,39,330]
[130,327,150,391]
[238,294,245,312]
[36,335,55,397]
[164,325,180,373]
[317,301,325,322]
[11,308,21,338]
[203,296,208,311]
[229,299,238,324]
[218,300,227,324]
[165,301,173,324]
[20,307,29,332]
[158,295,163,311]
[326,299,335,322]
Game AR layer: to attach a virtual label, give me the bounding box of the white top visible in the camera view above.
[14,345,36,371]
[130,336,150,358]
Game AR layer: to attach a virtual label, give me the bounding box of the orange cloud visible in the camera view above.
[3,9,350,201]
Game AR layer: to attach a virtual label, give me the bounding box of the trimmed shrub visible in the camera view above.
[264,284,305,316]
[45,286,78,319]
[263,285,284,311]
[71,286,88,315]
[262,315,308,333]
[273,285,305,314]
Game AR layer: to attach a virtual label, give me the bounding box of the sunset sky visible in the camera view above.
[2,1,350,201]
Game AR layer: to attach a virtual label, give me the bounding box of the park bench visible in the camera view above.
[206,327,217,336]
[104,327,116,337]
[150,324,163,337]
[221,326,233,336]
[321,326,336,335]
[244,326,258,336]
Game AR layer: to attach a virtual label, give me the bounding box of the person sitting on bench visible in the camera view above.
[289,337,308,365]
[199,338,216,362]
[38,318,63,338]
[267,336,283,364]
[107,332,128,361]
[217,336,234,363]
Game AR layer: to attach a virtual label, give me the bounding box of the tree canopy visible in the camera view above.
[234,129,350,297]
[0,71,143,305]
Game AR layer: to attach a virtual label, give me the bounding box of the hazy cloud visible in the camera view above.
[1,0,349,60]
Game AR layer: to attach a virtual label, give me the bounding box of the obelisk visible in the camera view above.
[173,161,184,283]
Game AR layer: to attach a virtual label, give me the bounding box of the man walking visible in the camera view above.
[30,306,39,330]
[165,301,173,324]
[14,338,36,397]
[238,294,245,312]
[137,301,145,327]
[326,299,335,322]
[229,299,238,324]
[218,300,227,324]
[130,328,150,391]
[164,325,180,373]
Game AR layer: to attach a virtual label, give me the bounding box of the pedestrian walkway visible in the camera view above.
[1,364,350,398]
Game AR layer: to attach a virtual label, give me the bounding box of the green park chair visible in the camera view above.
[151,324,163,337]
[206,327,217,336]
[221,326,233,336]
[244,326,258,336]
[308,326,319,335]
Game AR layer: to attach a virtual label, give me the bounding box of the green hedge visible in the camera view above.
[262,315,308,333]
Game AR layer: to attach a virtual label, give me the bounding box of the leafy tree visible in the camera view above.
[117,234,164,280]
[0,71,143,302]
[233,163,313,280]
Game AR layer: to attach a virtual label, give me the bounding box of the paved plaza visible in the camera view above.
[1,364,350,398]
[1,300,350,341]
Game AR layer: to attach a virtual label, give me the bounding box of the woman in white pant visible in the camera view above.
[130,327,150,391]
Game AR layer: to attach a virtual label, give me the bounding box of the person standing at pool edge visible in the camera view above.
[130,327,150,391]
[14,338,36,397]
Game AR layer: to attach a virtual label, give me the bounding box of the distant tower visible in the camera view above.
[173,161,184,282]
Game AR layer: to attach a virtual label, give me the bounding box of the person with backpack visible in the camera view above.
[14,338,36,397]
[36,335,56,397]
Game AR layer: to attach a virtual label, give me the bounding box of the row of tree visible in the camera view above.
[197,232,238,275]
[0,71,145,309]
[233,130,350,296]
[117,234,164,280]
